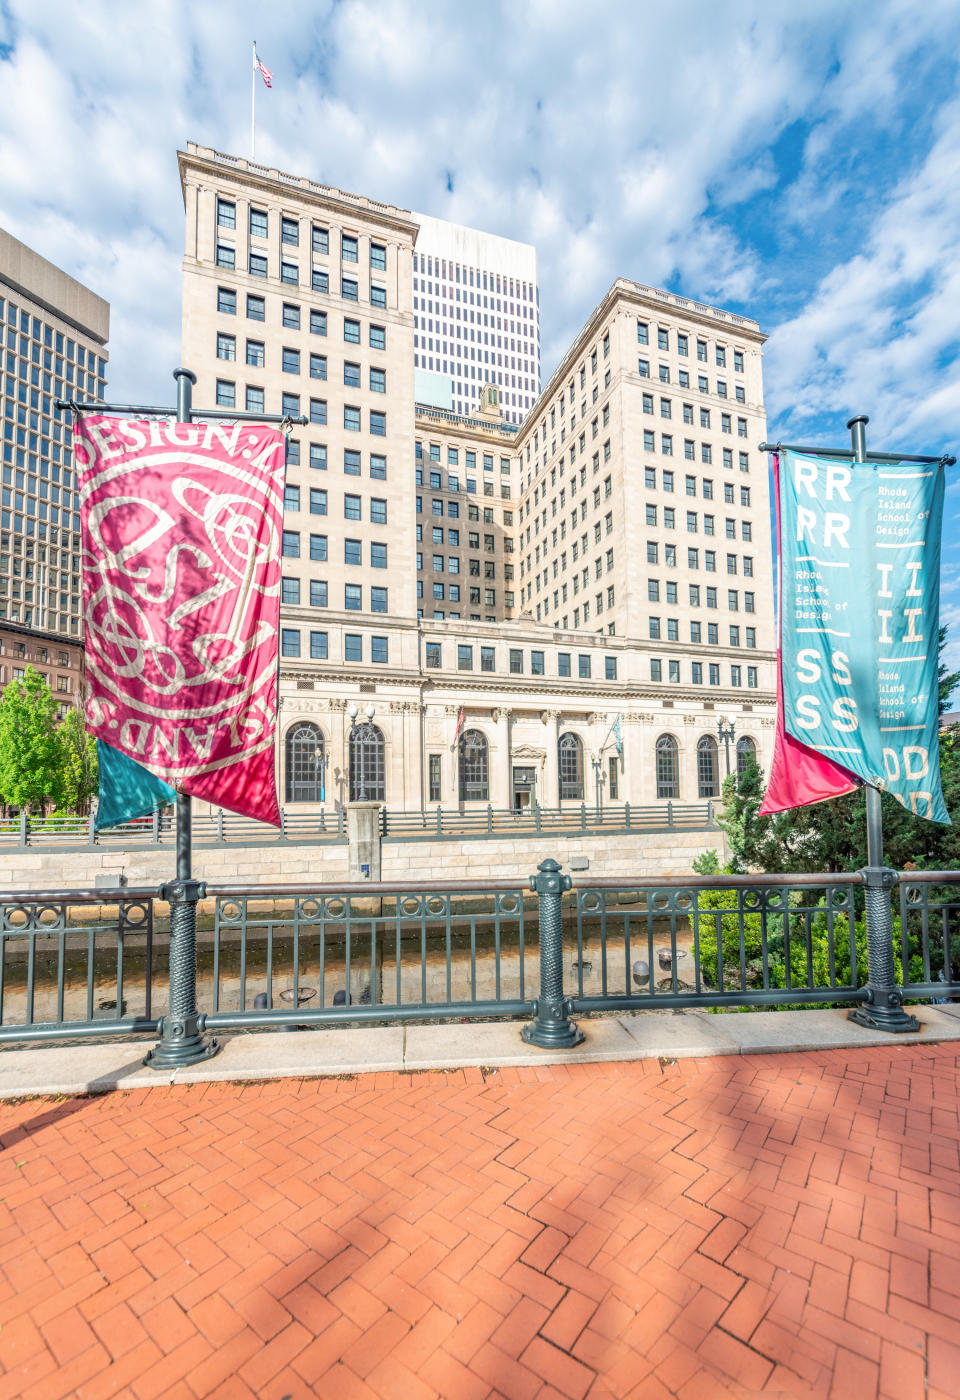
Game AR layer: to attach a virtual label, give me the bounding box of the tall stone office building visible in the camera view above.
[179,143,775,814]
[0,229,108,713]
[411,211,540,426]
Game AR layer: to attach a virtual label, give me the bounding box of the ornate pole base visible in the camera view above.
[848,993,920,1035]
[144,1013,219,1070]
[522,997,585,1050]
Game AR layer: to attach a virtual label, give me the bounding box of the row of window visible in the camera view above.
[213,380,387,435]
[216,338,387,393]
[417,442,512,472]
[215,241,385,305]
[280,629,388,661]
[217,200,385,266]
[282,488,387,521]
[279,574,389,614]
[282,724,758,806]
[637,363,746,402]
[285,442,387,478]
[637,321,745,372]
[216,288,388,350]
[643,468,750,504]
[640,434,748,464]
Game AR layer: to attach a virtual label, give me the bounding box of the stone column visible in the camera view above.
[493,708,512,810]
[542,709,560,808]
[347,802,382,881]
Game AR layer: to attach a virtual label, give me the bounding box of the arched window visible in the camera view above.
[697,735,719,798]
[736,735,757,780]
[656,734,679,799]
[458,729,489,802]
[558,732,584,801]
[348,724,385,802]
[285,723,325,803]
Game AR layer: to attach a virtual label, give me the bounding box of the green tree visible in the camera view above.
[938,624,960,716]
[0,665,64,812]
[57,707,99,815]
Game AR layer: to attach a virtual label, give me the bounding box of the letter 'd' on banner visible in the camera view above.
[77,415,285,826]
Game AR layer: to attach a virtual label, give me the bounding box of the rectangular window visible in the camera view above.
[344,633,363,661]
[370,285,386,308]
[216,332,236,361]
[342,318,360,346]
[282,392,300,417]
[371,587,388,613]
[429,754,442,802]
[344,449,361,476]
[650,659,662,682]
[281,628,300,657]
[371,636,388,664]
[426,642,441,669]
[246,339,264,367]
[312,225,329,255]
[342,234,358,262]
[309,443,327,472]
[344,361,361,388]
[344,585,362,611]
[217,287,236,315]
[370,324,386,351]
[341,277,358,301]
[216,244,235,270]
[370,411,386,436]
[284,484,300,513]
[312,269,329,294]
[309,488,327,515]
[370,367,386,393]
[310,354,327,380]
[281,576,300,605]
[458,644,473,671]
[310,630,328,659]
[509,648,523,674]
[370,454,387,480]
[309,399,327,426]
[282,303,300,330]
[309,533,327,560]
[344,406,361,432]
[344,494,362,520]
[246,294,265,321]
[605,656,617,680]
[310,310,327,336]
[281,530,299,558]
[578,654,591,679]
[282,347,300,374]
[481,646,495,672]
[370,498,387,525]
[249,208,268,238]
[217,198,236,228]
[249,252,268,278]
[246,386,264,413]
[215,379,235,408]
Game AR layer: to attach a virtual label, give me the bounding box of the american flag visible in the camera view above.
[452,708,465,748]
[253,46,273,88]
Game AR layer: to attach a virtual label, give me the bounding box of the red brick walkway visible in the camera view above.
[1,1043,959,1400]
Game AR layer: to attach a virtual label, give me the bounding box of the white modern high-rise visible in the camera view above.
[411,212,539,425]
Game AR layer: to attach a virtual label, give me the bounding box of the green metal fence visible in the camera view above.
[0,865,957,1053]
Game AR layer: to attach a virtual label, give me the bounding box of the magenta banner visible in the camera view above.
[76,415,285,826]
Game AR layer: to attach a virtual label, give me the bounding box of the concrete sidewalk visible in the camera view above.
[2,1002,960,1100]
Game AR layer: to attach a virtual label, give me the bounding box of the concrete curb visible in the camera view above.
[2,1005,960,1100]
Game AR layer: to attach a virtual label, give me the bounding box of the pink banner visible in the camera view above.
[759,453,858,817]
[76,415,285,826]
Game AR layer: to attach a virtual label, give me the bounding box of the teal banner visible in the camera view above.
[95,740,177,832]
[780,449,949,824]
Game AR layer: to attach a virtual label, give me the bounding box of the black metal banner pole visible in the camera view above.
[843,415,919,1033]
[145,369,219,1068]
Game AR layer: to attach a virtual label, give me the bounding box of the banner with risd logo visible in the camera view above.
[762,448,949,824]
[76,415,285,826]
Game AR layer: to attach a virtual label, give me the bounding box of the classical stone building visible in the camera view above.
[0,228,109,642]
[178,143,776,816]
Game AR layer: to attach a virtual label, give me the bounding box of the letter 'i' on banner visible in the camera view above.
[762,448,950,824]
[76,415,286,826]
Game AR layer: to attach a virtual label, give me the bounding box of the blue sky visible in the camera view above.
[1,0,959,663]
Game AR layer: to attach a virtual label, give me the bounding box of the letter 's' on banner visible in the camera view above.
[76,415,285,826]
[762,448,949,824]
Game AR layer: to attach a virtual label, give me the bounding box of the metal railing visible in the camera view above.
[0,807,347,849]
[381,801,717,839]
[1,865,957,1051]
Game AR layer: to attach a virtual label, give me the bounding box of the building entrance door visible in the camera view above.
[512,766,537,812]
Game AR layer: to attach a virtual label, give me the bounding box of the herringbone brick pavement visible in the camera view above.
[1,1042,959,1399]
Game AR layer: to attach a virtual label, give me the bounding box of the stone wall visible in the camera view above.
[1,826,724,892]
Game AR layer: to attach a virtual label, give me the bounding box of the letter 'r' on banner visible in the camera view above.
[76,415,286,826]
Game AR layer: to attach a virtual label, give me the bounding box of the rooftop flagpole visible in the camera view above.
[251,40,256,158]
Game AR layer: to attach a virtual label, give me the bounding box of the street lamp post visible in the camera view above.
[591,754,604,818]
[717,714,736,779]
[348,702,376,802]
